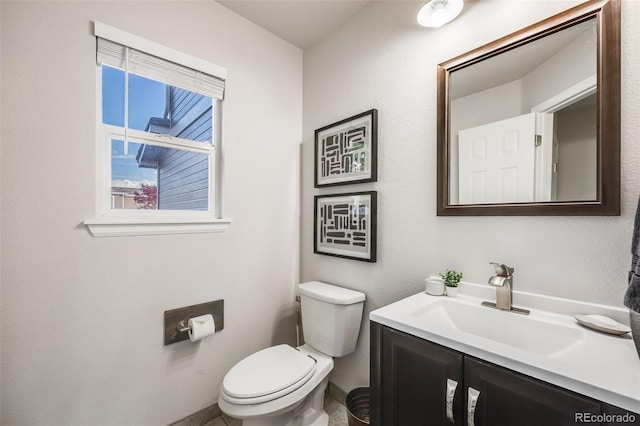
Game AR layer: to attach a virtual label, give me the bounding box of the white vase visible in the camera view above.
[446,286,459,297]
[425,277,445,296]
[631,310,640,360]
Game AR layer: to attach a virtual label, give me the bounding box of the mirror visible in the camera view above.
[437,0,620,216]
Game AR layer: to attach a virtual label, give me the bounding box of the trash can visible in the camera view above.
[346,387,370,426]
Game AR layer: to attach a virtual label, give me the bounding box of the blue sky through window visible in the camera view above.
[102,65,166,189]
[110,140,157,187]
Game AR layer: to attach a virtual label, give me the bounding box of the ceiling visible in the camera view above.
[216,0,372,49]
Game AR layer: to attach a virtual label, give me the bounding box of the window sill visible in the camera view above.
[84,217,232,237]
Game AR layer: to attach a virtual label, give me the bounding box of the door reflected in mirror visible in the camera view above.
[449,18,596,205]
[437,0,620,216]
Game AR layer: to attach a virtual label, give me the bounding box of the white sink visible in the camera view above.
[370,287,640,413]
[407,297,583,356]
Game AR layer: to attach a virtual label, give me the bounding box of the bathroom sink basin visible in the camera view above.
[407,297,583,356]
[370,289,640,414]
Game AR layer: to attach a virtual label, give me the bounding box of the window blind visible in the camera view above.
[96,36,225,101]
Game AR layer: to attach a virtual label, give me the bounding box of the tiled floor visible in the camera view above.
[325,392,349,425]
[205,393,348,426]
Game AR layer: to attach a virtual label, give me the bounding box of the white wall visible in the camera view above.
[0,2,302,425]
[522,24,597,108]
[452,79,525,133]
[302,0,640,394]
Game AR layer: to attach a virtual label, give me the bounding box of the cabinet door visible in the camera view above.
[602,403,640,426]
[465,357,602,426]
[371,323,463,426]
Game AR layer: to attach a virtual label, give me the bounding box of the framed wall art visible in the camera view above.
[314,109,378,187]
[314,191,377,262]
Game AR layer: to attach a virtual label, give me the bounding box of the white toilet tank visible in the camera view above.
[298,281,366,357]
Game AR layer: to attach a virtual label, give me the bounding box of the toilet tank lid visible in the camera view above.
[298,281,365,305]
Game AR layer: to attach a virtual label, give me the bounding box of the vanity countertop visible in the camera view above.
[370,283,640,413]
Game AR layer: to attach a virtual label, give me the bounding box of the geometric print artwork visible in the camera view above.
[319,126,367,178]
[314,191,377,262]
[315,109,378,187]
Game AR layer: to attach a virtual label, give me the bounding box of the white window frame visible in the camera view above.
[85,22,231,237]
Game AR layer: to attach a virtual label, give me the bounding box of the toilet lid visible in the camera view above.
[222,345,316,402]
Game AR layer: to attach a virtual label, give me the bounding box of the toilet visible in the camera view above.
[218,281,366,426]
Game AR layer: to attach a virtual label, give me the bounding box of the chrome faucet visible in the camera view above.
[488,262,514,310]
[482,262,529,315]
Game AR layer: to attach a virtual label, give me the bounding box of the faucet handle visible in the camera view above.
[489,262,514,277]
[488,276,507,287]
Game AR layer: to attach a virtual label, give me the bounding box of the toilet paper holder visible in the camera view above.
[164,299,224,345]
[176,320,192,333]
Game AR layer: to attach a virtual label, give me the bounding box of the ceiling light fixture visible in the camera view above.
[417,0,464,28]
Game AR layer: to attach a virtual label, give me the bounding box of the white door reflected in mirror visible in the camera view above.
[447,18,598,206]
[457,112,536,205]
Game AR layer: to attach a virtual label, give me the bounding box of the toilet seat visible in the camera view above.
[222,344,317,405]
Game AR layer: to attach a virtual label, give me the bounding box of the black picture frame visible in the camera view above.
[314,191,377,263]
[314,109,378,187]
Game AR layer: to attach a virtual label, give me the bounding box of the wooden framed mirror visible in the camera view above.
[437,0,620,216]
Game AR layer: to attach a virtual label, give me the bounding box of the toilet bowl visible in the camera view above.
[219,344,333,426]
[218,281,366,426]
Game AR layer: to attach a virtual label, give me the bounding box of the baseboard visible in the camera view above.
[168,402,222,426]
[326,381,348,405]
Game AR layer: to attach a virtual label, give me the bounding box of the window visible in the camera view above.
[85,22,230,237]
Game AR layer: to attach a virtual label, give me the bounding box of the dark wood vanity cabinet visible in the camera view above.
[371,323,463,425]
[465,357,600,426]
[371,322,639,426]
[602,403,640,426]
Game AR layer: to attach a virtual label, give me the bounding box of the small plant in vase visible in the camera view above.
[440,270,463,297]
